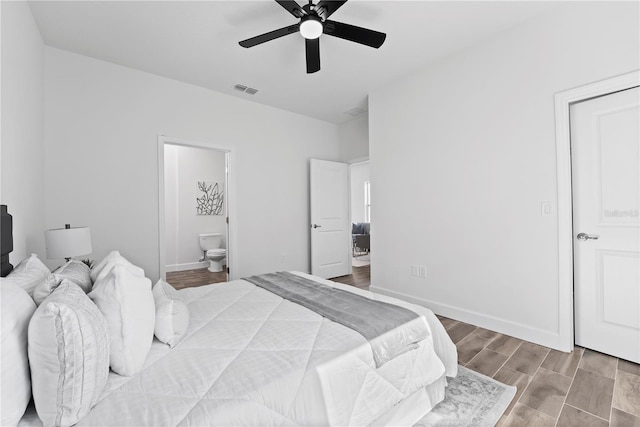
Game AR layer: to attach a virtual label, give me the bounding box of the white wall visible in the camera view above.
[339,115,369,162]
[1,2,46,265]
[44,47,340,281]
[164,144,226,271]
[350,162,370,224]
[369,2,639,350]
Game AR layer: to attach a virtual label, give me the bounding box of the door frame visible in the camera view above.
[157,135,238,281]
[349,157,370,258]
[554,70,639,352]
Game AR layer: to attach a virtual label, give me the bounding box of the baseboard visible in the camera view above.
[165,261,209,272]
[369,285,570,353]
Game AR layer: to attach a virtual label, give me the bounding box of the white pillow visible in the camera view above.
[89,264,155,376]
[2,253,49,296]
[90,250,144,284]
[33,260,92,305]
[1,282,37,426]
[28,280,110,427]
[152,279,190,348]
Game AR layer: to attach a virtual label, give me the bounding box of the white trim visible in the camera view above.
[165,261,209,273]
[347,164,353,277]
[554,70,639,352]
[364,180,371,223]
[157,135,238,281]
[370,285,564,349]
[349,156,369,165]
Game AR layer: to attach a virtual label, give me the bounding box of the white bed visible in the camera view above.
[16,271,457,426]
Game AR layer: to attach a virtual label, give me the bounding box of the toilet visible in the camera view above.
[198,232,226,272]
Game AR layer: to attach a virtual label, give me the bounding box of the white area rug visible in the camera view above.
[415,366,516,427]
[352,254,370,267]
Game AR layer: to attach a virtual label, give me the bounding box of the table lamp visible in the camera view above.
[44,224,92,261]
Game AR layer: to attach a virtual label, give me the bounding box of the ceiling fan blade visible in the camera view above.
[315,0,348,20]
[275,0,305,18]
[324,20,386,48]
[305,38,320,74]
[239,24,300,48]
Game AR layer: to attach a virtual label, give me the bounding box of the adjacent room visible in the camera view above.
[162,142,229,289]
[1,1,638,426]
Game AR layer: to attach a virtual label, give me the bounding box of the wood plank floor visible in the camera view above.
[443,316,640,427]
[166,267,227,290]
[166,265,371,290]
[167,265,640,426]
[328,268,640,427]
[329,265,370,290]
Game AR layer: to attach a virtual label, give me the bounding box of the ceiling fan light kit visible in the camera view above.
[299,16,323,39]
[239,0,386,74]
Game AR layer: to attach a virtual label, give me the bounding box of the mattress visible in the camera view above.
[21,272,457,426]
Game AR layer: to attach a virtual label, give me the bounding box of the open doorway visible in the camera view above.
[350,161,370,269]
[328,159,370,290]
[158,136,234,290]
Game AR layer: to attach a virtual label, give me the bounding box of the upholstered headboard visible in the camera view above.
[1,205,13,276]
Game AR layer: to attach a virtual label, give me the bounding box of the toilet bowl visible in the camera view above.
[198,233,226,273]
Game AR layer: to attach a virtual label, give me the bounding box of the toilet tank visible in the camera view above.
[199,233,222,250]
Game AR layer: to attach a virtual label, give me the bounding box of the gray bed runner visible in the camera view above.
[244,272,428,367]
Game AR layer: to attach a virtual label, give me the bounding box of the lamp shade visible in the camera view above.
[44,226,92,259]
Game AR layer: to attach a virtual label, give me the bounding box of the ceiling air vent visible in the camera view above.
[344,106,368,117]
[233,83,258,95]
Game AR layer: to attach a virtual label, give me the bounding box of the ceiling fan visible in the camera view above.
[239,0,386,74]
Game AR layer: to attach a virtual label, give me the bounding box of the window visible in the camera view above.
[364,181,371,222]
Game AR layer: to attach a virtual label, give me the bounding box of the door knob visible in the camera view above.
[577,232,599,241]
[312,224,322,229]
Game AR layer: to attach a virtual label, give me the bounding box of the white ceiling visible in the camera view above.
[29,0,562,124]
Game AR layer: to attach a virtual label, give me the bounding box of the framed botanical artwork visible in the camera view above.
[196,181,224,215]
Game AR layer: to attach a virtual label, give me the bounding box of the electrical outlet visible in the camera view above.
[411,265,418,276]
[419,266,427,278]
[280,253,287,262]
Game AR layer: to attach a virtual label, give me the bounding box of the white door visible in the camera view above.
[310,159,351,279]
[572,86,640,363]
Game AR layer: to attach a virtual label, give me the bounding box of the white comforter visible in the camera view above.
[22,272,457,426]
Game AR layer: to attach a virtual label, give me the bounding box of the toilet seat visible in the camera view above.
[206,249,226,256]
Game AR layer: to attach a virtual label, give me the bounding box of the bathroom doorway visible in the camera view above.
[158,136,235,289]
